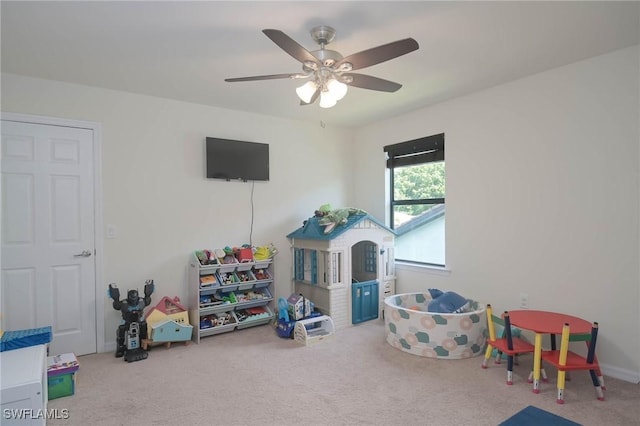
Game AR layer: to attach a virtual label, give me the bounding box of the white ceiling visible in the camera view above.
[2,1,639,128]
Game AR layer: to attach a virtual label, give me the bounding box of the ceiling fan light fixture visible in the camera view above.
[319,91,337,108]
[227,26,419,109]
[296,81,317,103]
[327,79,348,101]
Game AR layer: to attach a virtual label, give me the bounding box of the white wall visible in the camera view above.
[353,46,640,382]
[1,73,354,348]
[3,45,639,382]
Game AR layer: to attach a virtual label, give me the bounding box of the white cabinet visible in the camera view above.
[188,252,275,343]
[0,345,47,425]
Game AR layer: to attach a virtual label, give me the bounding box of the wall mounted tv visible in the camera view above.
[206,137,269,182]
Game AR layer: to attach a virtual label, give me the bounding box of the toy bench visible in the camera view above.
[293,315,335,346]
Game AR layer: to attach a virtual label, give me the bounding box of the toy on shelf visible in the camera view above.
[195,250,218,266]
[108,280,154,362]
[221,247,239,264]
[199,274,217,287]
[236,271,255,282]
[222,292,238,304]
[254,243,278,260]
[200,312,235,329]
[235,291,265,303]
[218,271,238,285]
[253,269,270,280]
[199,292,237,308]
[236,307,270,324]
[235,245,253,263]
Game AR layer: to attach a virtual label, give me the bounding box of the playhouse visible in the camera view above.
[145,296,193,345]
[286,210,395,329]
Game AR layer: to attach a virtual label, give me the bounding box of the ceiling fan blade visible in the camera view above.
[225,73,302,82]
[262,29,320,65]
[343,73,403,92]
[300,88,321,106]
[335,38,419,71]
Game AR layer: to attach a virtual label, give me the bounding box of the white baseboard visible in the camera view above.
[600,363,640,384]
[103,341,116,353]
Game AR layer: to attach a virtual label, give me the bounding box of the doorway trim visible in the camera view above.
[1,111,105,353]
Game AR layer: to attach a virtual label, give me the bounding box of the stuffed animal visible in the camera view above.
[314,204,367,234]
[427,288,471,313]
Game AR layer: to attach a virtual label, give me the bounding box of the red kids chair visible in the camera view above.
[540,322,604,403]
[482,304,543,385]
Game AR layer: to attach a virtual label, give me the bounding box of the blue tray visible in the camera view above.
[1,326,52,352]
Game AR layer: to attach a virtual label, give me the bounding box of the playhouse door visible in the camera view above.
[352,280,379,324]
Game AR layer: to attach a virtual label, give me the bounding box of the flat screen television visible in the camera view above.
[205,137,269,182]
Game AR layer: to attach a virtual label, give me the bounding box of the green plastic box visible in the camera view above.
[47,371,76,400]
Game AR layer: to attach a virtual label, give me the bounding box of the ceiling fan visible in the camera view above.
[225,26,419,108]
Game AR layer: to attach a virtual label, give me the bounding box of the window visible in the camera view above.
[294,249,342,287]
[384,133,445,266]
[294,248,318,284]
[364,243,377,273]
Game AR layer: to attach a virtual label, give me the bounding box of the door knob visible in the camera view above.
[74,250,92,257]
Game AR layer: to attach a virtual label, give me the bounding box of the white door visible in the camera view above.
[1,120,97,355]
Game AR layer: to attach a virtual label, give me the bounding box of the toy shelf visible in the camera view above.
[189,249,275,343]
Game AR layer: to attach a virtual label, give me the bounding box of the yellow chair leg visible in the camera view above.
[482,343,493,368]
[532,333,543,393]
[556,370,567,404]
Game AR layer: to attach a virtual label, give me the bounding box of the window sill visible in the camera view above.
[296,281,344,290]
[394,261,451,276]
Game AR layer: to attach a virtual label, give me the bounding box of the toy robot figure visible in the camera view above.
[108,280,154,362]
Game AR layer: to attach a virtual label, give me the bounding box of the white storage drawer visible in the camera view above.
[1,344,48,425]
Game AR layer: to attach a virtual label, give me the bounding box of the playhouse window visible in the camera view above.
[384,133,445,267]
[294,248,304,281]
[298,250,343,287]
[310,250,317,284]
[325,251,342,286]
[294,248,318,284]
[364,243,377,273]
[383,246,395,279]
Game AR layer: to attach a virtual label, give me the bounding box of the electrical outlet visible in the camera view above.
[520,293,529,309]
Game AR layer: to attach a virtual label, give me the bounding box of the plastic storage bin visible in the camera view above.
[200,311,238,337]
[47,352,79,400]
[48,372,76,400]
[236,306,274,330]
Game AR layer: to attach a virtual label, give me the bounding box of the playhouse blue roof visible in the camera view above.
[286,213,395,241]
